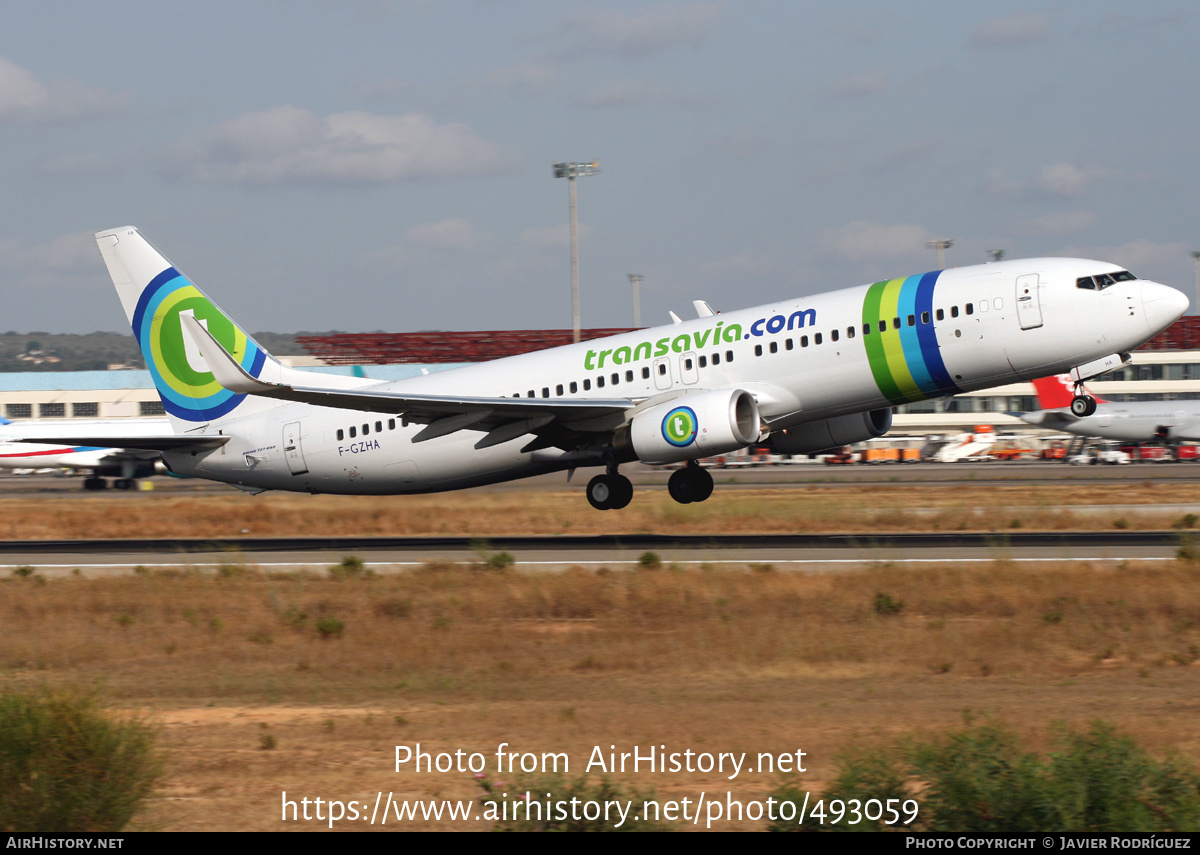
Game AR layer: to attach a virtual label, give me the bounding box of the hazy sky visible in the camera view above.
[1,1,1196,335]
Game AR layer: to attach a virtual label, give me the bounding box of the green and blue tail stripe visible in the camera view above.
[862,271,961,405]
[131,266,266,422]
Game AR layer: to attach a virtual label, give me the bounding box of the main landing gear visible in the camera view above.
[82,477,140,491]
[587,468,633,511]
[667,460,714,505]
[585,459,715,510]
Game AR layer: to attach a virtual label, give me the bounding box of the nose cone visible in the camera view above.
[1142,282,1189,334]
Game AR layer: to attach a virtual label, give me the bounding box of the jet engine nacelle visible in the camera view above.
[766,408,893,455]
[620,389,761,464]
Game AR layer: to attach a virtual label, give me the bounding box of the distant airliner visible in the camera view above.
[14,227,1188,508]
[0,415,170,489]
[1016,373,1200,443]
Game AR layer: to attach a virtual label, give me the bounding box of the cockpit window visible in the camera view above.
[1077,270,1136,291]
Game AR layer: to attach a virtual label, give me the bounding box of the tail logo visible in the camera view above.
[662,406,698,447]
[132,267,266,422]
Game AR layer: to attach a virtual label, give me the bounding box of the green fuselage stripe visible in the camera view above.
[863,278,923,405]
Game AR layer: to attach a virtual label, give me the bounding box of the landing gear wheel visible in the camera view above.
[1070,395,1097,417]
[587,473,633,510]
[668,464,714,505]
[82,477,107,491]
[612,475,633,509]
[113,478,137,491]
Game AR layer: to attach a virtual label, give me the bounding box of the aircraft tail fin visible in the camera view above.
[95,227,289,431]
[1030,373,1107,410]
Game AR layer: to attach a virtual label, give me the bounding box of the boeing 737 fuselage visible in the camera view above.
[20,228,1187,509]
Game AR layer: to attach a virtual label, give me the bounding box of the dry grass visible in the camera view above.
[4,558,1200,830]
[2,480,1199,539]
[5,560,1199,694]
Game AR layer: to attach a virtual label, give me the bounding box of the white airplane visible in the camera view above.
[15,227,1188,509]
[0,415,172,489]
[1016,373,1200,443]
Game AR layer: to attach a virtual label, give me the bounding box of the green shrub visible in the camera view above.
[638,552,662,569]
[329,555,366,579]
[770,747,911,832]
[873,592,903,616]
[315,617,345,639]
[767,721,1200,832]
[0,690,163,831]
[482,551,515,571]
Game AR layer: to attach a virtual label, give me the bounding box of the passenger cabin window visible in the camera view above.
[337,429,344,441]
[770,340,779,352]
[965,303,974,315]
[936,308,944,321]
[951,306,959,318]
[583,379,591,390]
[699,355,708,367]
[570,381,578,393]
[831,329,839,342]
[626,370,634,382]
[814,333,823,345]
[641,367,650,379]
[349,426,357,438]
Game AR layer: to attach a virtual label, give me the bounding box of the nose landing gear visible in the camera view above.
[1070,382,1098,417]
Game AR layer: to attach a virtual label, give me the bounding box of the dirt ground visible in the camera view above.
[3,482,1200,832]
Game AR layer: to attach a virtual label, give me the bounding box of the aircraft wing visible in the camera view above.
[181,314,634,445]
[9,434,230,452]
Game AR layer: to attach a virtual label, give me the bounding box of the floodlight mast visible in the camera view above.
[1191,250,1199,316]
[925,238,955,270]
[553,161,600,343]
[628,274,643,328]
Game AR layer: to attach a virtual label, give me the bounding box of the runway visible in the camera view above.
[6,460,1200,497]
[1,531,1189,576]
